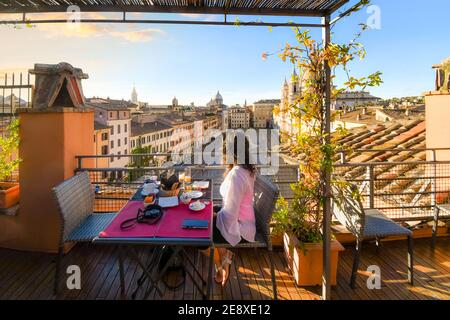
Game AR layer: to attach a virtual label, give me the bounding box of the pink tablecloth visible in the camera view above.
[156,202,212,239]
[99,201,160,238]
[99,201,212,239]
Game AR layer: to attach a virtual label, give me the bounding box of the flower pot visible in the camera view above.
[283,232,344,286]
[0,182,20,209]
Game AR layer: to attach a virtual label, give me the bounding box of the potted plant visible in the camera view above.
[0,118,21,209]
[269,1,381,286]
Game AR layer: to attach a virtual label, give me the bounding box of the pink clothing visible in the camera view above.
[216,166,256,246]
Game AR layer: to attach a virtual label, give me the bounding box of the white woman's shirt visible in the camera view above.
[216,166,256,246]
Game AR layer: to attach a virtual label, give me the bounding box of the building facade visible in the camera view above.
[274,71,303,137]
[93,121,111,171]
[251,99,278,128]
[227,105,251,129]
[332,91,381,110]
[88,98,132,167]
[130,120,173,154]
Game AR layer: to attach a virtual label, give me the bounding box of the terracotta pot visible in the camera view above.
[270,233,284,247]
[0,182,20,209]
[283,232,344,286]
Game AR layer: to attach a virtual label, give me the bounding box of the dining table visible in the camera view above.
[93,179,215,300]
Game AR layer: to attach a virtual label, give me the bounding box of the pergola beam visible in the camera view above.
[0,17,325,28]
[0,4,330,17]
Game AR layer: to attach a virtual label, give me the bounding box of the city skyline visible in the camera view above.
[1,0,449,105]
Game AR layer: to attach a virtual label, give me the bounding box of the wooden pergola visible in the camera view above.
[0,0,364,300]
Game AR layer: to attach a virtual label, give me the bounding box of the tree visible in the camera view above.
[272,3,382,245]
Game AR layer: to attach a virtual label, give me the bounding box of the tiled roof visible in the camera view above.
[87,97,137,111]
[281,116,436,218]
[335,109,381,126]
[94,121,110,131]
[131,121,172,137]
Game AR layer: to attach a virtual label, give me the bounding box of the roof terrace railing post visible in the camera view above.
[322,14,332,301]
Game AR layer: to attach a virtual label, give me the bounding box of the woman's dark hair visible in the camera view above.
[225,135,256,176]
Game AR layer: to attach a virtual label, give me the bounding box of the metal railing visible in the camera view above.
[75,152,450,222]
[334,148,450,221]
[75,154,299,213]
[0,72,33,182]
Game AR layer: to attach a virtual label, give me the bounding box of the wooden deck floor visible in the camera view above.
[0,237,449,300]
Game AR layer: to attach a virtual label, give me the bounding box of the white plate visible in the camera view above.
[158,196,179,208]
[189,201,206,212]
[187,191,203,199]
[141,188,159,196]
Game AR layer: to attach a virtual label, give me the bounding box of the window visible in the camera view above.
[94,134,96,142]
[109,112,113,118]
[111,126,114,135]
[141,137,145,144]
[117,124,121,134]
[102,132,108,141]
[131,140,135,148]
[101,145,108,155]
[124,137,127,145]
[110,140,114,149]
[117,151,121,160]
[125,123,128,133]
[124,112,127,117]
[118,139,121,147]
[124,149,127,155]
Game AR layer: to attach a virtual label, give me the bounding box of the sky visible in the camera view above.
[0,0,449,106]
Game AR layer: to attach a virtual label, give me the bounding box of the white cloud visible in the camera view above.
[1,12,166,43]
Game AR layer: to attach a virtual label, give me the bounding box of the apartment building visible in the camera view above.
[130,120,173,154]
[251,99,278,128]
[332,91,381,111]
[88,98,133,167]
[93,121,111,169]
[227,105,251,129]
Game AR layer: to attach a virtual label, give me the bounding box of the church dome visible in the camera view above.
[215,91,223,102]
[172,96,178,106]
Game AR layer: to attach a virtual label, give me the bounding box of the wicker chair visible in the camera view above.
[52,171,117,295]
[214,174,279,300]
[332,184,414,288]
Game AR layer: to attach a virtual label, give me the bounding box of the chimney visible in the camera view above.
[29,62,88,109]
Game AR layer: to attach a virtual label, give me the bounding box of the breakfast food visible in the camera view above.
[144,195,155,204]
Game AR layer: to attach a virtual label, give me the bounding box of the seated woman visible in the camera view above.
[212,135,256,285]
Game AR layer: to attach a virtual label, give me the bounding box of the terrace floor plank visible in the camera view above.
[0,237,448,300]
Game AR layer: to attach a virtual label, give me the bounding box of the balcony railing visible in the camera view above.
[334,148,450,221]
[75,153,299,213]
[77,151,450,222]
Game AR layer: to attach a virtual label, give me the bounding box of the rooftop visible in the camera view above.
[130,120,173,136]
[94,121,111,131]
[87,97,137,111]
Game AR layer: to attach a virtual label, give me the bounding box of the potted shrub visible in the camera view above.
[0,119,21,209]
[274,192,344,286]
